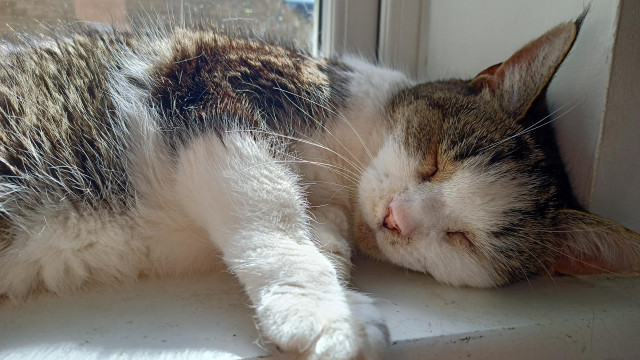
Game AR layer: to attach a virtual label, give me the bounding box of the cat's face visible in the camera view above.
[355,81,565,287]
[354,18,640,286]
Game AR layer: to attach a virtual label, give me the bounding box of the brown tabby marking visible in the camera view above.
[0,32,132,212]
[150,30,351,144]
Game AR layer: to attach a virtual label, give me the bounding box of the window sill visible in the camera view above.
[1,257,639,359]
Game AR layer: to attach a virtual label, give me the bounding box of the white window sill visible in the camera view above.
[1,256,639,359]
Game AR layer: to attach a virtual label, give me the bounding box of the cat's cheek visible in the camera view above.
[427,253,497,288]
[356,171,390,227]
[356,137,418,223]
[353,212,385,260]
[372,232,498,288]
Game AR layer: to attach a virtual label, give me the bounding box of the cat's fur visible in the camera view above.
[1,12,639,359]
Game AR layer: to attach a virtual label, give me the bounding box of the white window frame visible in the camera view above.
[316,0,379,58]
[317,0,426,77]
[377,0,427,79]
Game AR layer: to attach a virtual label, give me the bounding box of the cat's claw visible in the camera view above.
[258,288,388,360]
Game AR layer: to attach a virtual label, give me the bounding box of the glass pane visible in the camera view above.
[0,0,316,51]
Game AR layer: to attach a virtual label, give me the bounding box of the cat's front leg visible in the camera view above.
[174,132,388,359]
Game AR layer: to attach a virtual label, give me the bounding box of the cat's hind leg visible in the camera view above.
[174,132,388,360]
[0,206,145,301]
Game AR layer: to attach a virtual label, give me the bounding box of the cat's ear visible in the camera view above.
[549,209,640,276]
[469,22,578,119]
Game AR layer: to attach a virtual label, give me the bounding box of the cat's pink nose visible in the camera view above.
[383,208,399,232]
[383,201,416,237]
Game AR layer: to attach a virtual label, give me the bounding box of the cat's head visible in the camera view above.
[355,17,640,287]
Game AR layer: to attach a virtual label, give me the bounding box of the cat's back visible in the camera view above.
[0,30,122,127]
[0,24,347,210]
[0,30,137,211]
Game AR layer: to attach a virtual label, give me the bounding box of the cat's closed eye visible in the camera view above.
[419,144,439,181]
[446,231,474,249]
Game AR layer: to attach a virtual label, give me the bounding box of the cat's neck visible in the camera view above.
[297,57,411,209]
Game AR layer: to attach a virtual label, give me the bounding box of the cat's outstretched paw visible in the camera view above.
[257,287,388,360]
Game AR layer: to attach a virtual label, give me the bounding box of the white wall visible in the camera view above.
[589,0,640,231]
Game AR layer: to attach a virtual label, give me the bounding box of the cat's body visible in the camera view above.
[1,13,639,359]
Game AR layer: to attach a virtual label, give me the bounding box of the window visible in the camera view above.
[1,0,316,51]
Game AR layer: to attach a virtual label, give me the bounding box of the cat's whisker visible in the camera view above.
[291,159,361,186]
[464,133,482,160]
[502,229,621,277]
[273,86,375,167]
[313,93,377,164]
[307,180,358,191]
[299,154,363,181]
[520,240,558,287]
[479,95,585,154]
[512,97,578,137]
[277,88,367,170]
[302,181,359,201]
[227,128,366,176]
[506,224,622,233]
[326,185,358,200]
[241,158,361,186]
[518,263,535,292]
[279,89,368,172]
[227,129,362,177]
[515,98,586,138]
[293,131,367,176]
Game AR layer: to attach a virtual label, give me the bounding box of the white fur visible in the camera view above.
[0,206,144,299]
[138,57,412,356]
[357,138,532,288]
[311,205,353,283]
[299,56,410,210]
[111,47,395,354]
[168,132,387,359]
[107,39,226,276]
[0,39,178,299]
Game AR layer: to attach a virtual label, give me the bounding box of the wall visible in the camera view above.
[589,0,640,231]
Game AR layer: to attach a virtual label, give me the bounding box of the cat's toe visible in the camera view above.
[304,318,361,360]
[304,291,388,360]
[257,286,388,360]
[345,290,389,360]
[304,316,388,360]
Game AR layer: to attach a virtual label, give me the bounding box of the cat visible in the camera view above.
[0,10,639,360]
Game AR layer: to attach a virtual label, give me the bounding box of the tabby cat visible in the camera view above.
[0,11,638,360]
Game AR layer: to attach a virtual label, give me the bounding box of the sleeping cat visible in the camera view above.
[0,10,639,360]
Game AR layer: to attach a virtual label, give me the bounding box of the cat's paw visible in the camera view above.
[257,286,388,360]
[342,290,390,360]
